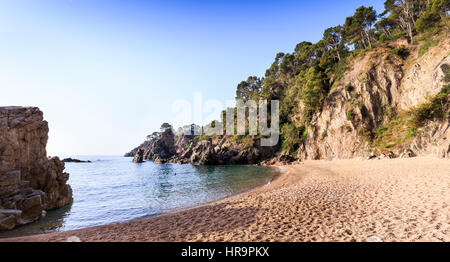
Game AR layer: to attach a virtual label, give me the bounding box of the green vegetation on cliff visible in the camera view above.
[363,63,449,152]
[135,1,449,160]
[229,0,449,154]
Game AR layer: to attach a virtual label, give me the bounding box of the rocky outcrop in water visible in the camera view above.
[179,136,278,165]
[0,107,73,230]
[132,148,145,163]
[127,129,279,166]
[62,158,91,163]
[126,127,178,164]
[144,128,177,164]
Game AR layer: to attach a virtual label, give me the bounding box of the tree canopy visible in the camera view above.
[232,0,448,154]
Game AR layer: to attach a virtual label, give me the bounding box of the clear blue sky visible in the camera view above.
[0,0,385,156]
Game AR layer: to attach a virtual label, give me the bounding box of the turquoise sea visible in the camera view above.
[0,156,278,238]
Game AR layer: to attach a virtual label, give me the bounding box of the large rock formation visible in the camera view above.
[125,128,178,164]
[0,107,73,230]
[127,129,279,166]
[177,136,278,165]
[298,37,450,160]
[126,35,449,165]
[144,128,177,163]
[132,148,144,163]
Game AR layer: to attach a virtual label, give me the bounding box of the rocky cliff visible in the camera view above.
[144,128,177,164]
[177,136,279,165]
[0,107,73,230]
[126,33,449,165]
[125,129,280,165]
[299,36,449,160]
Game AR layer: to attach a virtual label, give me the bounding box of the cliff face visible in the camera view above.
[126,35,449,165]
[144,129,177,164]
[126,131,279,166]
[176,136,279,165]
[299,36,450,160]
[0,107,73,230]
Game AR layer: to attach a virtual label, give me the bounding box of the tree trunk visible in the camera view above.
[360,33,367,49]
[364,30,372,49]
[407,22,414,45]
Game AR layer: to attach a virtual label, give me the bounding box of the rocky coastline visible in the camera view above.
[125,35,450,165]
[0,107,73,231]
[126,125,281,166]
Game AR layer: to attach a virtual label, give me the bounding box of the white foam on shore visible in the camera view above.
[277,166,288,173]
[264,166,288,187]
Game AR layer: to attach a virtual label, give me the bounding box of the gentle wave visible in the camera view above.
[0,156,278,238]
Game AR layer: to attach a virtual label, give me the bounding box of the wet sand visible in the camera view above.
[2,157,449,242]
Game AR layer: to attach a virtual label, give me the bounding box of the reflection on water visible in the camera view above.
[0,204,73,238]
[0,156,277,238]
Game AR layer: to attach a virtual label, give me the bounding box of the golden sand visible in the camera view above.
[3,157,449,242]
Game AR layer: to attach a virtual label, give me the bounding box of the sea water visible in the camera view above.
[0,156,278,238]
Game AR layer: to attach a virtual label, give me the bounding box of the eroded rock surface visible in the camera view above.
[299,37,450,160]
[126,36,450,164]
[0,107,73,230]
[132,148,145,163]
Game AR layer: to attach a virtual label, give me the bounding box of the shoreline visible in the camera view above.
[132,165,285,223]
[1,157,449,242]
[1,164,298,242]
[0,164,284,239]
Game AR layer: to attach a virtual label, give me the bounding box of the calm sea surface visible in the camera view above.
[0,156,278,238]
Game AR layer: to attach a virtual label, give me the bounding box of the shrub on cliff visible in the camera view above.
[281,123,305,155]
[411,89,449,127]
[411,63,450,127]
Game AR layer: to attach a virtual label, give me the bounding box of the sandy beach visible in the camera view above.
[2,157,449,242]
